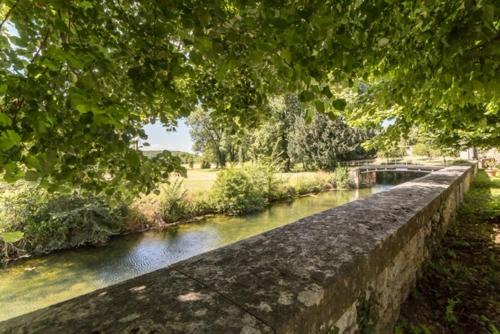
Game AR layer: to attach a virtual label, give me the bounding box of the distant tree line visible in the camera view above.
[142,150,196,167]
[187,96,375,171]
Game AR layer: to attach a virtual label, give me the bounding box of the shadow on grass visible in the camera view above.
[396,170,500,334]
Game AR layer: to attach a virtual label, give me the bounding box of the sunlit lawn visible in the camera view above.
[174,168,327,195]
[173,168,220,194]
[161,167,331,200]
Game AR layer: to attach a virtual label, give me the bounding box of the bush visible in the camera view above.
[210,165,273,214]
[120,206,150,232]
[331,166,351,189]
[270,179,295,201]
[159,179,217,223]
[0,182,46,233]
[248,164,287,201]
[24,195,125,254]
[160,179,192,222]
[0,182,138,255]
[290,176,323,195]
[200,160,211,169]
[412,143,431,157]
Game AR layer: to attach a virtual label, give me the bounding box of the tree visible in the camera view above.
[412,143,431,158]
[377,143,406,162]
[1,0,498,194]
[288,113,375,170]
[249,95,302,171]
[187,108,227,168]
[187,108,249,168]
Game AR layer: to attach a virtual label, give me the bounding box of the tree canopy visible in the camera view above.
[0,0,498,194]
[188,95,374,171]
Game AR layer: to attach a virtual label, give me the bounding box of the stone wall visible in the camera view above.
[0,165,476,334]
[349,169,377,187]
[349,165,441,188]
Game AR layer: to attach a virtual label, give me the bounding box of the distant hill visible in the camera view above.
[141,150,197,163]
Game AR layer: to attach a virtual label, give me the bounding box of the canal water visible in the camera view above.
[0,183,402,321]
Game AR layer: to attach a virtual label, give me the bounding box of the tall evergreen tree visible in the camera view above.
[288,113,375,170]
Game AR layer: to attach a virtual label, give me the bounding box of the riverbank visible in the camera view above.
[138,167,352,224]
[396,170,500,333]
[0,167,353,264]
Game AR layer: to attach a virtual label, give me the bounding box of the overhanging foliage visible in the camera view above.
[0,0,498,193]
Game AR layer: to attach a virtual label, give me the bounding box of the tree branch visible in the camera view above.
[0,0,20,32]
[468,33,500,52]
[30,30,50,63]
[3,30,50,116]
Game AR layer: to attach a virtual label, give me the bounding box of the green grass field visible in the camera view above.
[174,168,220,193]
[170,168,330,196]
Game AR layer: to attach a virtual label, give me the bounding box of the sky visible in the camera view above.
[141,119,194,153]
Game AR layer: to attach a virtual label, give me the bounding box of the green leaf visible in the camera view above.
[25,170,40,181]
[3,161,22,182]
[70,93,89,113]
[0,113,12,127]
[0,130,21,150]
[0,231,24,243]
[327,110,338,121]
[322,86,333,98]
[125,151,141,166]
[25,155,42,170]
[299,90,315,102]
[314,100,325,113]
[77,1,94,9]
[332,98,347,111]
[197,37,213,52]
[282,49,292,63]
[377,38,389,47]
[304,108,315,124]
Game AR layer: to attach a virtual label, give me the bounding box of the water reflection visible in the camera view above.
[0,184,393,321]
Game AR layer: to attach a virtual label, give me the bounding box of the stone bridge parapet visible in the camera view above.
[350,164,443,187]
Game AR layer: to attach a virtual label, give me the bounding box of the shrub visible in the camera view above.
[270,179,295,201]
[120,206,150,232]
[210,165,272,214]
[160,179,192,223]
[0,182,46,233]
[0,182,141,255]
[200,160,211,169]
[248,164,286,201]
[331,166,351,189]
[291,176,323,195]
[24,195,125,254]
[412,143,431,157]
[189,197,215,216]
